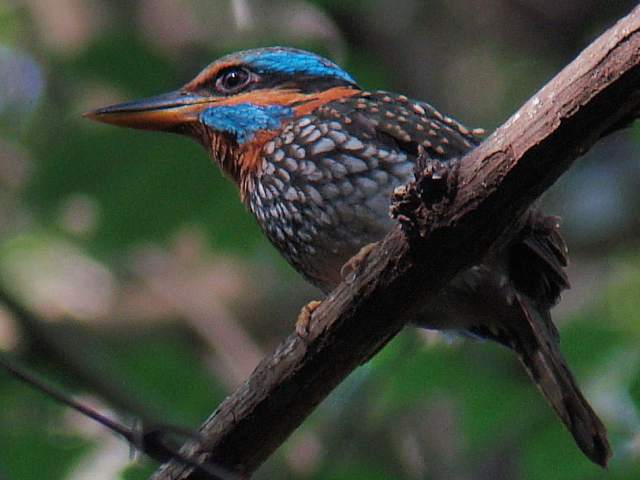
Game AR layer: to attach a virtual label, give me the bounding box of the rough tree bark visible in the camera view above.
[151,6,640,479]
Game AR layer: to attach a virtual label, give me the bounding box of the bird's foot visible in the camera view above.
[340,242,377,282]
[296,300,322,338]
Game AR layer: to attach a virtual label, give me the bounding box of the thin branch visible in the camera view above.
[151,6,640,479]
[0,298,242,480]
[0,286,160,423]
[0,353,131,440]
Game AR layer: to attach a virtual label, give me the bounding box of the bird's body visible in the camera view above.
[86,47,610,466]
[246,90,479,291]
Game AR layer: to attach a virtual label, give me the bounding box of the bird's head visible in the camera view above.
[86,47,361,193]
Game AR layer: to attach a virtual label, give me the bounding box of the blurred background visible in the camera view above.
[0,1,639,479]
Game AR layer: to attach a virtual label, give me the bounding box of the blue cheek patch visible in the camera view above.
[243,50,356,84]
[200,103,293,144]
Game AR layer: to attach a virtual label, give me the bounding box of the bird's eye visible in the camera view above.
[215,67,252,93]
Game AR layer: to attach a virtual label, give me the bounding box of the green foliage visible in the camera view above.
[103,330,226,425]
[1,2,639,479]
[0,372,92,479]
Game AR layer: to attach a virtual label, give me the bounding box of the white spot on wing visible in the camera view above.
[310,138,336,155]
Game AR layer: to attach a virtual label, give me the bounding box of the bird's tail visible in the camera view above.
[506,211,610,466]
[508,294,611,467]
[419,210,611,465]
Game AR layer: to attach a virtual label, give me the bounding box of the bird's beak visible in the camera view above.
[84,90,214,131]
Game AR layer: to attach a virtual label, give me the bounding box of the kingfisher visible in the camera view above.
[86,47,610,466]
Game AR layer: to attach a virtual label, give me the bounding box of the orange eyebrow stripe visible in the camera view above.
[207,86,360,111]
[293,87,360,115]
[183,60,240,90]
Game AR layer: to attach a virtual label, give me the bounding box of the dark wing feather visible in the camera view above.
[509,210,571,310]
[321,90,482,163]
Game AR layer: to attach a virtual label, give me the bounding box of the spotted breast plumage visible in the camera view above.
[86,46,610,466]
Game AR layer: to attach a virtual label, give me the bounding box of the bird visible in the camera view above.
[85,46,610,466]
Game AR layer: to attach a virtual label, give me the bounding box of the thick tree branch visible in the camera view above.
[152,6,640,479]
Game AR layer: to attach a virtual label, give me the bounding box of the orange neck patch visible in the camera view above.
[213,86,360,199]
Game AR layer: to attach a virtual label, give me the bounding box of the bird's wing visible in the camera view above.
[316,90,482,164]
